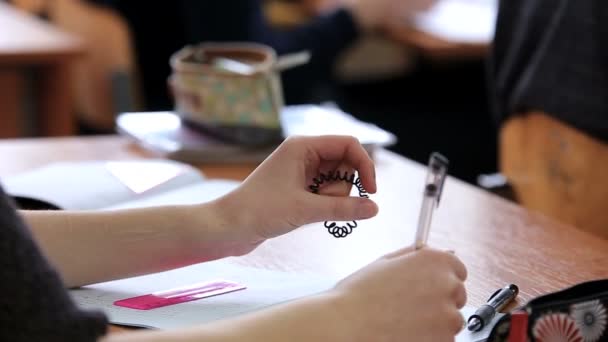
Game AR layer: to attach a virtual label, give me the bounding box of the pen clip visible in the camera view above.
[488,288,502,301]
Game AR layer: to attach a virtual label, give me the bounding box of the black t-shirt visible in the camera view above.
[491,0,608,142]
[91,0,360,108]
[0,185,107,341]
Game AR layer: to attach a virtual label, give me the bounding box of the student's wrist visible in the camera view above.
[301,291,357,342]
[225,291,353,342]
[310,291,355,342]
[181,193,263,255]
[170,204,216,251]
[208,190,259,241]
[177,201,236,256]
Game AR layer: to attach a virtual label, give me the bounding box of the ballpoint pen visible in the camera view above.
[467,284,519,332]
[414,152,449,250]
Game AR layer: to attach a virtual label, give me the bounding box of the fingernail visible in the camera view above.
[372,169,377,191]
[358,200,378,218]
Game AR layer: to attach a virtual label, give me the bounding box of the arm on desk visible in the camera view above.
[22,203,235,288]
[22,136,378,288]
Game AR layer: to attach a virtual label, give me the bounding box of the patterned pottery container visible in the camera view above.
[169,43,284,145]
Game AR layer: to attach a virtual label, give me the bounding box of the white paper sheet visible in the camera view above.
[72,258,504,337]
[70,260,335,329]
[280,105,397,147]
[2,160,205,210]
[414,0,498,44]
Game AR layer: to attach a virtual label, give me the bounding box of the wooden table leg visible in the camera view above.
[0,69,24,138]
[38,62,76,136]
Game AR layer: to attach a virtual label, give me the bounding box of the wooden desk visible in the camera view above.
[0,3,84,137]
[1,136,607,332]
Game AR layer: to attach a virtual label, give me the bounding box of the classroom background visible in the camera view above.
[1,0,606,238]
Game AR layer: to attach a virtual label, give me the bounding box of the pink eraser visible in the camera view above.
[114,279,246,310]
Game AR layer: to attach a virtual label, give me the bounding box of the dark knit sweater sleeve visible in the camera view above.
[490,0,608,141]
[0,185,107,342]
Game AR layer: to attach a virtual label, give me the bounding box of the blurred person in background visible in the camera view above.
[91,0,434,109]
[87,0,499,185]
[489,0,608,236]
[491,0,608,140]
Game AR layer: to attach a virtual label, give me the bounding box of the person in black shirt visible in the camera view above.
[490,0,608,141]
[0,136,467,342]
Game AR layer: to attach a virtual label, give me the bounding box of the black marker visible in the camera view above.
[467,284,519,332]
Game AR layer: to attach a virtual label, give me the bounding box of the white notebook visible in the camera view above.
[2,160,239,210]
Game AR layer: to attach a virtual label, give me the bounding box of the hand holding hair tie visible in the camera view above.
[214,135,378,244]
[309,170,370,238]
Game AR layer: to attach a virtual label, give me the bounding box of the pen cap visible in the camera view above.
[506,284,519,296]
[425,152,449,204]
[429,152,449,173]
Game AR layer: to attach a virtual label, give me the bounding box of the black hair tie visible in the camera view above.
[309,171,369,238]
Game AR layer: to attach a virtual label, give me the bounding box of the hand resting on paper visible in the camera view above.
[329,246,468,341]
[98,246,467,342]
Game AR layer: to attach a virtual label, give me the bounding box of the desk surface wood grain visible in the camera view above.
[0,136,606,312]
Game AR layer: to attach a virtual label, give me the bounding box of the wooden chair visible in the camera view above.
[500,112,608,239]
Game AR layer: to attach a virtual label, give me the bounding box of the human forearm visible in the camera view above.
[22,201,231,288]
[21,136,379,289]
[99,293,348,342]
[208,293,348,342]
